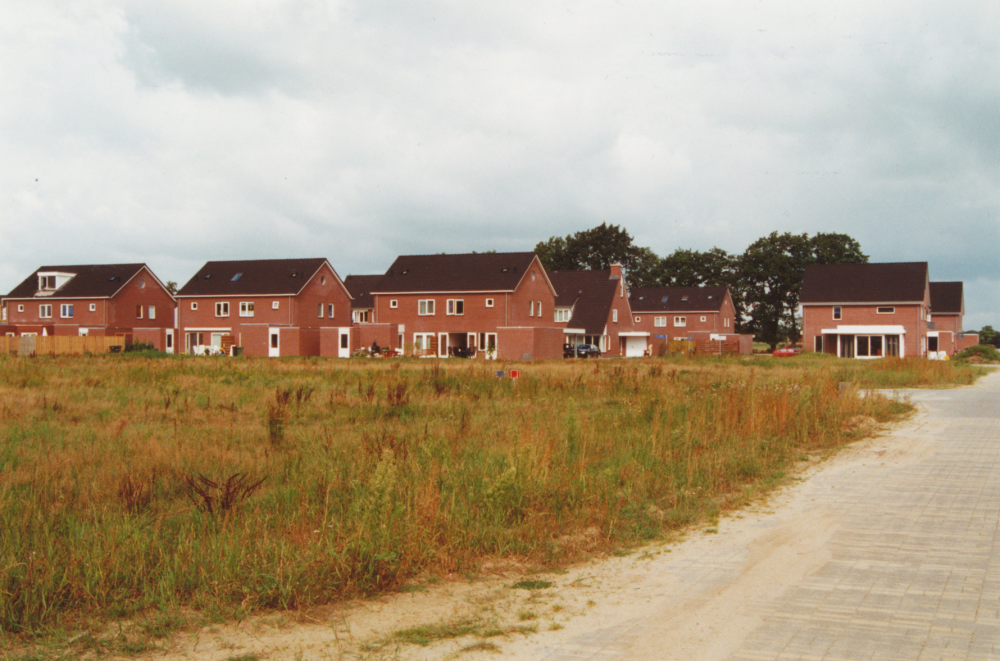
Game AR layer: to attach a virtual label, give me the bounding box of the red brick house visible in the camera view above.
[344,275,380,325]
[929,282,977,358]
[549,266,640,357]
[370,252,561,360]
[1,263,177,351]
[629,286,745,355]
[176,258,352,357]
[801,262,930,359]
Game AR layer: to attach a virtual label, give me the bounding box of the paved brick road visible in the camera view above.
[518,367,1000,661]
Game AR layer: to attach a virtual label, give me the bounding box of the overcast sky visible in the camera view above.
[3,1,998,328]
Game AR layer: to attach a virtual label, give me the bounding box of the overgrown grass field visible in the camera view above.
[0,352,981,647]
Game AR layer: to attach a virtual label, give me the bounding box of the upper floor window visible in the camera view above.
[135,305,143,319]
[536,301,542,317]
[318,303,325,318]
[89,303,96,312]
[447,299,464,315]
[554,309,570,323]
[60,304,73,318]
[272,301,280,309]
[700,316,707,322]
[635,316,640,323]
[40,275,56,290]
[485,298,494,308]
[215,302,229,317]
[418,299,435,316]
[674,316,687,327]
[39,304,52,319]
[328,303,335,318]
[612,309,618,323]
[833,306,842,320]
[724,317,730,328]
[191,302,198,311]
[654,316,666,327]
[877,307,895,314]
[240,302,254,317]
[390,299,398,309]
[148,306,156,320]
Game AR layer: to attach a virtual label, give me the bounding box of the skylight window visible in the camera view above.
[204,274,211,279]
[661,296,668,302]
[231,273,242,281]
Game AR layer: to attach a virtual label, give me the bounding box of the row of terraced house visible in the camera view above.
[0,254,977,360]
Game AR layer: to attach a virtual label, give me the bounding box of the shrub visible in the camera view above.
[954,344,1000,363]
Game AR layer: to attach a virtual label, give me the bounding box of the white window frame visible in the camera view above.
[328,303,335,318]
[447,299,464,315]
[215,302,229,317]
[136,305,143,319]
[537,301,542,317]
[318,303,325,318]
[418,299,435,316]
[239,302,254,317]
[148,306,156,320]
[529,301,534,317]
[390,299,398,309]
[700,316,707,322]
[877,307,895,315]
[486,298,494,308]
[89,303,96,312]
[272,301,280,310]
[612,309,618,323]
[554,308,570,323]
[18,304,24,312]
[833,306,842,320]
[635,316,640,323]
[39,304,52,319]
[60,304,74,319]
[654,316,666,327]
[674,316,687,327]
[724,317,730,328]
[191,302,198,311]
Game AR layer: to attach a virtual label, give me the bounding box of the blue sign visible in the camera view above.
[496,370,505,378]
[656,334,667,339]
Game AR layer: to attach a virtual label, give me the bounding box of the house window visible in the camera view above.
[328,304,335,318]
[39,304,52,319]
[724,317,730,328]
[554,309,570,323]
[635,316,640,323]
[447,299,464,315]
[191,302,198,311]
[612,309,618,323]
[815,335,823,352]
[418,299,435,315]
[18,304,24,312]
[318,303,324,318]
[340,333,349,349]
[700,316,707,322]
[674,316,687,327]
[654,316,666,327]
[39,275,56,290]
[272,301,280,309]
[833,306,842,320]
[148,306,155,320]
[390,299,398,309]
[537,301,542,317]
[529,301,534,317]
[139,279,145,289]
[320,275,327,285]
[239,302,254,317]
[60,304,74,318]
[877,307,895,314]
[215,302,229,317]
[486,299,494,308]
[89,303,96,312]
[135,305,143,319]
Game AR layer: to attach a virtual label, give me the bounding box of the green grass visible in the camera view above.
[0,353,979,648]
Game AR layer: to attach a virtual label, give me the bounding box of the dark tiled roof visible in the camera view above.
[629,286,727,312]
[5,264,150,299]
[177,258,331,296]
[373,252,544,294]
[549,270,620,334]
[930,282,963,315]
[800,262,928,304]
[344,275,383,309]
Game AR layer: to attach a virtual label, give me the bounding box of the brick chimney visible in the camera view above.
[610,264,623,279]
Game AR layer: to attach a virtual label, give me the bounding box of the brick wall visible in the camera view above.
[803,303,927,358]
[497,326,563,360]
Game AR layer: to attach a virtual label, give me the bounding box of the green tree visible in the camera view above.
[165,281,179,295]
[739,232,868,349]
[534,223,655,288]
[976,325,1000,347]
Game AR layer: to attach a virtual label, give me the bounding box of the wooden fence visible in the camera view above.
[0,335,130,356]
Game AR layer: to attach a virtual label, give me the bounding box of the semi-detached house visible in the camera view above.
[549,266,640,357]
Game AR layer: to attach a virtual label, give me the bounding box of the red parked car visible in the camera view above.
[773,344,803,357]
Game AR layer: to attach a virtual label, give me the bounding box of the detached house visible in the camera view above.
[370,252,561,359]
[629,286,746,355]
[929,282,978,358]
[176,258,352,357]
[2,263,176,351]
[549,266,641,357]
[801,262,930,359]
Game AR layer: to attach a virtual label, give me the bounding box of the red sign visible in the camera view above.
[509,370,520,379]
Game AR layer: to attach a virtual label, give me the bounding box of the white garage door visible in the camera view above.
[625,336,647,357]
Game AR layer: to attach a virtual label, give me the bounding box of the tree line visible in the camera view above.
[535,223,868,349]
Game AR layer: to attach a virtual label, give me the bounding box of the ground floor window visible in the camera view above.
[814,335,823,352]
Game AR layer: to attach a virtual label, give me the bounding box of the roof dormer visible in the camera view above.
[36,271,75,296]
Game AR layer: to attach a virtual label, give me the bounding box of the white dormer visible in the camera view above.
[36,271,75,296]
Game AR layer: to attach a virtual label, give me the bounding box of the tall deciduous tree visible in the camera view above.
[534,223,653,288]
[739,232,868,349]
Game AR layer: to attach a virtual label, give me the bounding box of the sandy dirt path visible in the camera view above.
[135,367,1000,660]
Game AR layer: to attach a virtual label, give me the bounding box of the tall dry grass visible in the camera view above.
[0,353,962,637]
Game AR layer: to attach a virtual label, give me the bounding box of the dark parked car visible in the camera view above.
[564,343,601,358]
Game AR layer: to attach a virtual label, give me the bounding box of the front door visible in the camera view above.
[269,328,280,357]
[165,329,174,354]
[338,328,350,358]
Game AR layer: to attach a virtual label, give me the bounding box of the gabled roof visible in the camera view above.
[5,264,156,299]
[177,258,347,297]
[373,252,554,294]
[344,275,383,309]
[930,282,963,315]
[800,262,928,304]
[629,286,728,313]
[549,270,621,334]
